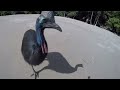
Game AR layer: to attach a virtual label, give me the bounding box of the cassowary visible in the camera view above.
[21,11,62,79]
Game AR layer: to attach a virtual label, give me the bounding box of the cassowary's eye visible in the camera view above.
[38,16,46,24]
[40,19,47,25]
[42,19,47,23]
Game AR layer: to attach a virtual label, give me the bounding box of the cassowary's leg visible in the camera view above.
[31,65,39,79]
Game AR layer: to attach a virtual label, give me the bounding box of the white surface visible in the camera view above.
[0,14,120,79]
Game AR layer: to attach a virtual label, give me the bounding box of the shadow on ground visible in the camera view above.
[31,52,83,79]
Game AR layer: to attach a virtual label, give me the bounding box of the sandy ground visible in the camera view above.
[0,14,120,79]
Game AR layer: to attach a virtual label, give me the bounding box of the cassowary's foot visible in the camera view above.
[31,65,39,79]
[31,71,39,79]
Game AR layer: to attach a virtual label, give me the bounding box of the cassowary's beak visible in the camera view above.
[43,22,62,32]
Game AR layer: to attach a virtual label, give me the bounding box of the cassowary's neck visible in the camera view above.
[36,27,45,46]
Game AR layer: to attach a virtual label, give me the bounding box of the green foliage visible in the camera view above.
[106,12,120,35]
[55,11,78,18]
[107,17,120,26]
[0,11,8,16]
[0,11,41,16]
[55,11,67,17]
[106,11,120,18]
[67,11,78,18]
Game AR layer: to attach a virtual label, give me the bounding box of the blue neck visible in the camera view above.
[36,27,44,46]
[35,16,45,46]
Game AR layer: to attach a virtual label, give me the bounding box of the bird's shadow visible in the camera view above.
[35,52,83,77]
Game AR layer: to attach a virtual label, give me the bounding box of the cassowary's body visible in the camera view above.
[21,11,62,79]
[21,29,48,66]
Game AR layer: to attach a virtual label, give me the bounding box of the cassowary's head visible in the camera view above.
[36,11,62,32]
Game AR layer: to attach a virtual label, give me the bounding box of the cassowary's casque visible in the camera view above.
[21,11,62,79]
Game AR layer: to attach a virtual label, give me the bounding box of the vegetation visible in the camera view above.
[0,11,120,36]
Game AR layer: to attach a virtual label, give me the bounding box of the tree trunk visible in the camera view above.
[94,11,101,26]
[95,15,100,26]
[90,11,94,24]
[63,11,66,17]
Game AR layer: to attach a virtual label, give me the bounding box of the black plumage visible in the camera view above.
[21,11,62,79]
[21,29,47,65]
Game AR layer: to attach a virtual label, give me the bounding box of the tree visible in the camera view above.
[94,11,101,26]
[66,11,78,19]
[90,11,94,24]
[106,17,120,35]
[55,11,67,17]
[0,11,8,16]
